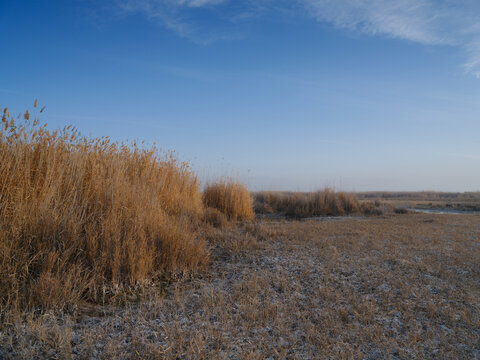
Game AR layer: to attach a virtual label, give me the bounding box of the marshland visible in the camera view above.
[0,108,479,359]
[3,1,480,359]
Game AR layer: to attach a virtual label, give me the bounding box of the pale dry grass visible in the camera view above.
[2,214,478,359]
[255,189,361,217]
[0,105,209,313]
[203,180,254,221]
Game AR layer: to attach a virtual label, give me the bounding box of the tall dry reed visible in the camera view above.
[0,104,209,312]
[203,180,254,221]
[254,188,360,217]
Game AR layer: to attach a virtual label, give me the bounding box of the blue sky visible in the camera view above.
[1,0,480,191]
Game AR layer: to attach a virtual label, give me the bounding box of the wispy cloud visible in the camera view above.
[301,0,455,44]
[176,0,226,7]
[301,0,480,76]
[115,0,241,44]
[113,0,480,76]
[464,40,480,78]
[118,0,226,10]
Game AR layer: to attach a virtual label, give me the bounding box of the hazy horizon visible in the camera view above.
[2,0,480,192]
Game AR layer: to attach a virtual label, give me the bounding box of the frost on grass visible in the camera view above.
[1,214,479,359]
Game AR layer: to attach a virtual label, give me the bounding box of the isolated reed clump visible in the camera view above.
[254,188,361,217]
[203,180,254,221]
[0,105,209,312]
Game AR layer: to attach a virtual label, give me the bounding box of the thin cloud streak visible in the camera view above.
[115,0,240,44]
[301,0,454,45]
[113,0,480,76]
[464,41,480,78]
[301,0,480,76]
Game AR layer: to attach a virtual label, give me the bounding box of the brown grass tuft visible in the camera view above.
[203,180,254,221]
[0,107,209,312]
[204,207,228,228]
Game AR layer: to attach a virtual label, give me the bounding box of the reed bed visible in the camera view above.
[254,188,361,217]
[203,180,254,221]
[0,106,209,312]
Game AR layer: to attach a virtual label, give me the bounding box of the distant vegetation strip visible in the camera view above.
[357,191,480,201]
[254,190,404,217]
[254,189,359,217]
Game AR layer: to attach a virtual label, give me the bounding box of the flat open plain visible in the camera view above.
[1,214,479,359]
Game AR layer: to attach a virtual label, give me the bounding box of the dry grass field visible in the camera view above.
[1,214,479,359]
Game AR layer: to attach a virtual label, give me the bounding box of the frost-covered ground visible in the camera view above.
[1,214,479,359]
